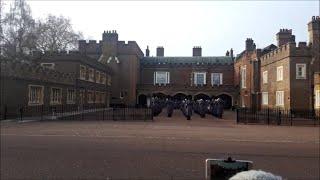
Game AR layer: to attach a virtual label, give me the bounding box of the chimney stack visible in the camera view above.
[230,48,234,58]
[146,46,150,57]
[276,29,295,46]
[193,46,202,57]
[245,38,256,51]
[156,46,164,57]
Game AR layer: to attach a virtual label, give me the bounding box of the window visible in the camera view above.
[100,73,106,84]
[40,63,55,70]
[101,92,106,103]
[296,63,306,79]
[51,88,62,105]
[241,66,246,88]
[80,65,86,80]
[194,72,206,85]
[277,66,283,81]
[79,89,85,104]
[262,92,268,105]
[315,90,320,108]
[107,75,112,86]
[88,68,94,82]
[67,89,75,104]
[95,71,101,83]
[154,71,170,85]
[28,85,44,105]
[95,91,100,103]
[263,71,268,84]
[87,90,94,103]
[276,91,284,106]
[211,73,223,86]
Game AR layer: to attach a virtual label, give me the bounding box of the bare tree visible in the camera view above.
[1,0,37,60]
[36,15,83,52]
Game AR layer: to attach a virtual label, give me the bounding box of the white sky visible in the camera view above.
[3,0,320,56]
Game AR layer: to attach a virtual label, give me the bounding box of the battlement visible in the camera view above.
[78,39,102,54]
[261,42,311,66]
[1,60,75,85]
[117,41,144,57]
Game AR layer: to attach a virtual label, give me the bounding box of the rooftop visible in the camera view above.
[141,56,233,65]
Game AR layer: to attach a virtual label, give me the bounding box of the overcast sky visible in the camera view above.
[4,0,320,56]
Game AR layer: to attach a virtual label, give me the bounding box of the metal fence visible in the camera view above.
[0,104,153,121]
[236,108,320,126]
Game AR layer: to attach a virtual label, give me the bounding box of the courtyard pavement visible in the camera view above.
[1,110,319,179]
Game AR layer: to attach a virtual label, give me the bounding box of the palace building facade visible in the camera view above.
[0,16,319,118]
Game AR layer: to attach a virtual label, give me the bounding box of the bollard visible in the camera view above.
[19,107,23,121]
[41,105,43,121]
[236,109,239,123]
[267,108,270,125]
[277,110,281,125]
[290,109,293,126]
[4,105,7,120]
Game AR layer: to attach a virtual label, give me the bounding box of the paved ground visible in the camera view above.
[1,110,319,180]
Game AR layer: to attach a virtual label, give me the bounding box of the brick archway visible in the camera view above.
[216,93,233,109]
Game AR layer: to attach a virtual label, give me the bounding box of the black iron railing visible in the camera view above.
[0,104,153,121]
[236,108,320,126]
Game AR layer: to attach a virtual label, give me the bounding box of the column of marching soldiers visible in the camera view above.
[151,97,225,120]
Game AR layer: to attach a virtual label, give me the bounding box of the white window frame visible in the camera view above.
[50,87,62,105]
[194,72,206,86]
[107,75,111,86]
[241,66,246,89]
[263,71,268,84]
[79,89,85,104]
[154,71,170,85]
[100,73,106,84]
[67,89,75,104]
[87,90,94,103]
[88,67,94,82]
[211,73,223,86]
[40,63,55,70]
[296,63,306,79]
[95,71,101,83]
[262,92,268,105]
[277,66,283,81]
[80,65,86,80]
[276,91,284,107]
[28,85,44,106]
[315,90,320,108]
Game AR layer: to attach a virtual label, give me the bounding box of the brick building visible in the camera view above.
[138,46,236,108]
[234,38,276,109]
[236,16,319,110]
[1,16,319,119]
